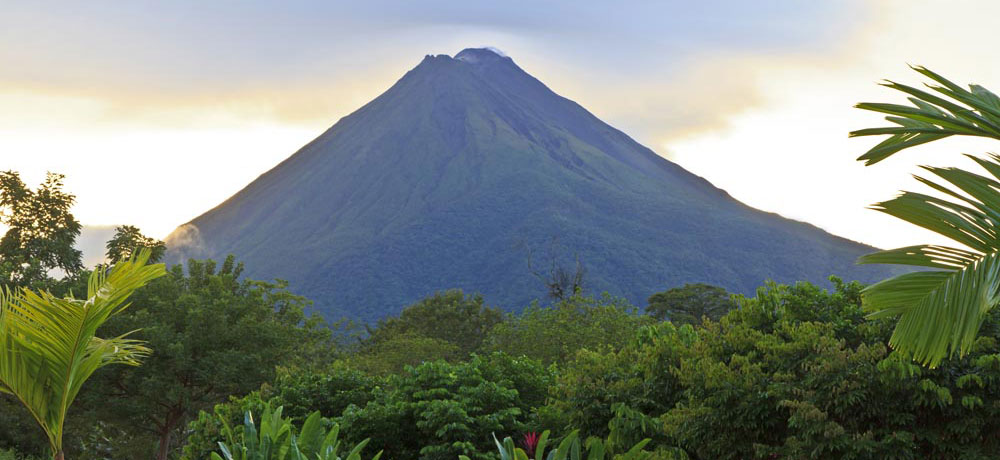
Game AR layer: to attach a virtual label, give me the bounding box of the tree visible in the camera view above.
[523,238,587,301]
[366,290,503,357]
[0,172,82,287]
[348,333,461,375]
[80,256,330,460]
[105,225,166,264]
[0,251,165,460]
[344,291,504,375]
[645,283,734,325]
[485,293,652,364]
[852,66,1000,366]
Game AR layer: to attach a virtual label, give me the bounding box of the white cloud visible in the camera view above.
[659,0,1000,249]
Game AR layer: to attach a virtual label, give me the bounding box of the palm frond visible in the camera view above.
[859,155,1000,366]
[852,66,1000,165]
[855,66,1000,366]
[862,252,1000,367]
[0,249,165,454]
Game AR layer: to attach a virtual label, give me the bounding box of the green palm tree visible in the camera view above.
[0,250,165,459]
[853,66,1000,367]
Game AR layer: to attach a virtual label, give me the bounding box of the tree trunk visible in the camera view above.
[156,428,173,460]
[156,407,183,460]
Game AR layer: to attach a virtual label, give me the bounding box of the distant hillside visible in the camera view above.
[166,47,894,322]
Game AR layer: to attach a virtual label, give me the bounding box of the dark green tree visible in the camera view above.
[0,171,81,287]
[79,257,330,460]
[645,283,734,325]
[348,333,461,375]
[367,290,503,356]
[105,225,166,264]
[540,322,693,447]
[485,293,652,364]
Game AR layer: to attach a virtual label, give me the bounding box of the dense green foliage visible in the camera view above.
[80,257,330,460]
[853,67,1000,366]
[171,276,1000,459]
[472,430,655,460]
[367,290,502,356]
[485,293,653,364]
[211,405,381,460]
[183,293,631,460]
[0,449,41,460]
[645,283,733,325]
[338,353,552,460]
[546,278,1000,458]
[182,366,378,460]
[349,291,503,374]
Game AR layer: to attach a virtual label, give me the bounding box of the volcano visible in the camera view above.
[166,48,891,321]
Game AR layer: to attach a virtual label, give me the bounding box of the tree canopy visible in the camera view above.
[105,225,166,265]
[80,256,330,460]
[0,171,82,287]
[645,283,734,325]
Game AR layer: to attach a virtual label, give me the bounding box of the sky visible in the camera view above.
[1,0,997,265]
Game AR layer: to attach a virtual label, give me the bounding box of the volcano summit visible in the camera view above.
[166,48,890,321]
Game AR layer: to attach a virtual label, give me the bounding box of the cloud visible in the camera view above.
[0,1,861,129]
[659,0,1000,249]
[9,0,968,251]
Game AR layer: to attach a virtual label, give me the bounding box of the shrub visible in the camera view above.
[337,353,552,459]
[211,404,380,460]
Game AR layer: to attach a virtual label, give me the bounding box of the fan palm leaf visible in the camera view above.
[0,249,165,459]
[854,67,1000,367]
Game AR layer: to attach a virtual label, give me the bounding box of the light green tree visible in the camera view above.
[853,66,1000,366]
[0,250,165,459]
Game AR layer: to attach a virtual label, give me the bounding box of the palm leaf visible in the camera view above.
[855,67,1000,366]
[862,253,1000,367]
[852,66,1000,165]
[0,249,165,455]
[859,156,1000,366]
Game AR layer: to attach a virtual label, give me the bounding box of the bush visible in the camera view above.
[468,430,663,460]
[0,448,42,460]
[182,365,378,460]
[337,353,553,459]
[210,404,380,460]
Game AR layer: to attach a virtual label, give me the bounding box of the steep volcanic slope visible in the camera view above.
[167,48,891,321]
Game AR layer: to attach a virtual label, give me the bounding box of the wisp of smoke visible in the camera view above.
[163,223,207,263]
